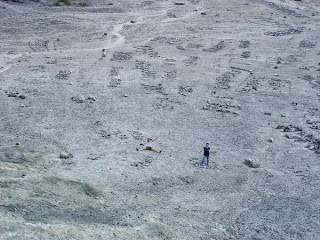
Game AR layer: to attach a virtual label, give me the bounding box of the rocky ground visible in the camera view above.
[0,0,320,239]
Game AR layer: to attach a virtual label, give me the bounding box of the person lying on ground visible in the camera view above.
[136,137,162,153]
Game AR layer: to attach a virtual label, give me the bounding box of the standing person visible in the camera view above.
[102,49,107,57]
[200,143,214,168]
[137,137,162,153]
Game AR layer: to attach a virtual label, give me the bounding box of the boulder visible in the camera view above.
[245,157,260,168]
[59,151,69,159]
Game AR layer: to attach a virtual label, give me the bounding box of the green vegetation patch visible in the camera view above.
[54,0,72,6]
[79,2,88,7]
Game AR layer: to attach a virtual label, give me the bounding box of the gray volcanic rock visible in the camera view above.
[0,0,320,239]
[244,157,260,168]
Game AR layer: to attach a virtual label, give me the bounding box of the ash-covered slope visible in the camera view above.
[0,0,320,239]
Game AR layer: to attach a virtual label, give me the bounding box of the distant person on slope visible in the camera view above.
[200,143,214,168]
[102,48,107,57]
[136,137,162,153]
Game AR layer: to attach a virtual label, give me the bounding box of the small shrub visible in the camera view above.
[54,0,72,6]
[63,0,72,6]
[79,2,88,7]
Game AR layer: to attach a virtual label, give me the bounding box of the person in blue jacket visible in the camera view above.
[200,143,214,168]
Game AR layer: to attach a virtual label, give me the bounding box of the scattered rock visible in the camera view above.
[86,96,96,101]
[241,51,251,58]
[164,70,177,80]
[179,175,195,184]
[111,51,133,61]
[244,157,260,168]
[203,41,225,53]
[29,39,49,52]
[239,40,250,48]
[167,13,177,18]
[55,70,72,80]
[264,112,271,115]
[299,75,313,82]
[134,45,159,57]
[19,95,26,99]
[215,71,236,89]
[230,66,253,74]
[94,121,102,126]
[155,96,181,110]
[107,78,122,88]
[29,65,45,71]
[264,28,303,37]
[174,2,185,5]
[59,151,69,159]
[47,59,57,64]
[178,86,193,96]
[61,159,76,166]
[183,56,199,66]
[276,125,320,152]
[71,96,85,103]
[276,125,302,132]
[261,1,304,18]
[151,36,183,45]
[8,93,17,97]
[176,46,186,50]
[308,145,315,150]
[285,134,302,140]
[88,154,102,161]
[109,67,121,77]
[299,40,316,48]
[141,1,153,7]
[203,99,241,115]
[135,60,156,79]
[187,43,204,49]
[131,156,153,169]
[99,130,111,139]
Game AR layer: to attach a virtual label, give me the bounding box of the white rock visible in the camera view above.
[60,151,69,159]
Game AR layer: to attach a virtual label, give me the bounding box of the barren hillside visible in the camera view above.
[0,0,320,239]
